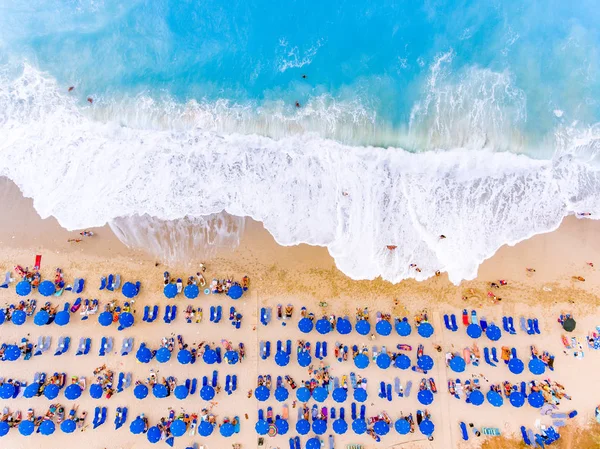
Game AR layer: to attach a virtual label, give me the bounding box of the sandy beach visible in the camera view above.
[1,178,600,449]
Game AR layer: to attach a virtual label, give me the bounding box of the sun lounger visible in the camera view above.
[212,370,218,387]
[460,422,469,440]
[99,277,106,290]
[520,317,527,333]
[450,314,458,331]
[444,315,451,330]
[107,274,114,291]
[286,340,292,355]
[164,305,171,324]
[143,306,150,322]
[125,372,132,389]
[76,279,85,294]
[316,341,322,359]
[386,383,392,401]
[215,305,222,323]
[170,305,177,322]
[521,426,531,445]
[117,373,125,392]
[532,319,541,334]
[480,317,488,331]
[351,402,357,420]
[265,341,271,358]
[114,275,121,290]
[502,316,509,332]
[552,420,565,427]
[54,336,67,356]
[483,347,495,366]
[121,337,133,356]
[405,380,412,397]
[527,319,534,335]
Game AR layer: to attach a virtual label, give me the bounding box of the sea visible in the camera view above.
[0,0,599,284]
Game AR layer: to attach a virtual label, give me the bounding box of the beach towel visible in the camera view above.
[34,255,42,270]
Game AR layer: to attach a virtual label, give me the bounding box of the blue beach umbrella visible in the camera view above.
[38,280,56,297]
[11,310,26,325]
[312,419,327,435]
[528,391,544,408]
[509,391,525,408]
[306,438,321,449]
[0,421,9,436]
[417,322,434,338]
[156,347,171,363]
[353,388,367,402]
[254,385,270,401]
[333,418,348,434]
[376,353,391,369]
[419,419,434,436]
[274,386,289,402]
[395,354,411,370]
[19,420,35,436]
[5,344,20,361]
[43,384,60,400]
[227,285,243,300]
[417,355,434,371]
[466,323,482,339]
[203,349,217,364]
[220,422,235,437]
[316,318,331,335]
[298,317,313,333]
[296,387,311,402]
[395,319,412,336]
[508,358,524,375]
[61,419,76,434]
[0,383,15,399]
[529,358,546,375]
[469,390,484,406]
[89,383,103,399]
[130,418,146,434]
[54,310,70,326]
[395,419,411,435]
[121,282,138,298]
[119,312,134,329]
[256,419,269,435]
[296,419,310,435]
[418,390,434,405]
[153,384,168,398]
[337,317,352,335]
[163,283,177,298]
[24,383,40,398]
[485,324,502,341]
[199,420,213,437]
[275,351,290,367]
[449,356,466,373]
[376,320,392,336]
[225,350,239,364]
[184,284,199,299]
[177,349,192,364]
[355,319,370,336]
[312,386,328,402]
[39,420,55,435]
[487,390,503,407]
[134,384,149,399]
[332,387,348,403]
[297,351,311,367]
[136,345,153,363]
[354,353,369,369]
[16,280,31,296]
[147,426,161,443]
[275,418,289,435]
[174,385,189,400]
[352,419,367,434]
[64,384,82,400]
[98,311,113,327]
[34,310,50,326]
[170,420,187,437]
[200,385,215,401]
[374,420,390,436]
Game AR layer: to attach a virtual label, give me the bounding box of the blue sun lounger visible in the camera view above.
[450,314,458,330]
[54,336,70,356]
[121,337,134,356]
[484,347,496,366]
[405,381,412,397]
[527,319,535,335]
[444,315,452,331]
[212,370,218,387]
[460,422,469,440]
[532,318,541,334]
[521,426,531,445]
[215,306,222,323]
[93,407,107,429]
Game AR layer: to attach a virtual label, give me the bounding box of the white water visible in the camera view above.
[1,65,600,284]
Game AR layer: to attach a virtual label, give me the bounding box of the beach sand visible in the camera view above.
[1,178,600,449]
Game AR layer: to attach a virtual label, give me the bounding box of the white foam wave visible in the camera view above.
[277,38,324,73]
[1,65,600,284]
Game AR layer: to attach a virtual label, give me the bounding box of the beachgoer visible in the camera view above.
[87,97,93,104]
[301,74,307,79]
[439,235,446,239]
[295,101,300,107]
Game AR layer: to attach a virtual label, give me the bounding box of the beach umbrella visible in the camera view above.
[174,385,189,400]
[508,358,524,375]
[225,350,239,364]
[177,349,192,364]
[121,282,138,298]
[19,420,35,436]
[0,421,9,436]
[276,418,289,435]
[332,387,348,403]
[38,280,56,297]
[39,419,55,435]
[312,419,327,435]
[256,419,269,435]
[130,417,146,434]
[485,324,502,341]
[274,386,289,401]
[296,419,310,435]
[297,351,311,367]
[153,384,168,398]
[298,317,313,333]
[60,419,76,434]
[147,426,161,443]
[376,320,392,336]
[466,323,482,339]
[449,356,466,373]
[563,317,576,332]
[296,387,311,402]
[312,386,328,402]
[337,317,352,335]
[163,283,177,298]
[134,384,149,399]
[419,419,434,436]
[509,391,525,408]
[64,384,82,400]
[417,322,434,338]
[220,422,235,437]
[395,319,412,336]
[355,319,370,336]
[316,318,331,335]
[352,419,367,434]
[469,390,484,406]
[11,310,26,325]
[199,420,213,437]
[395,354,411,370]
[0,383,15,399]
[119,312,134,329]
[376,353,391,369]
[395,419,411,435]
[156,347,171,363]
[203,349,217,364]
[136,345,153,363]
[418,390,434,405]
[16,280,31,296]
[34,310,50,326]
[353,388,367,402]
[200,385,215,401]
[333,418,348,434]
[255,385,270,401]
[417,355,434,371]
[306,438,321,449]
[54,310,70,326]
[528,358,546,375]
[275,351,290,367]
[487,390,504,407]
[98,311,113,327]
[4,344,20,361]
[354,353,369,369]
[170,420,187,437]
[89,383,103,399]
[24,382,40,398]
[374,420,390,436]
[43,384,60,400]
[528,391,544,408]
[228,285,243,300]
[184,284,199,299]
